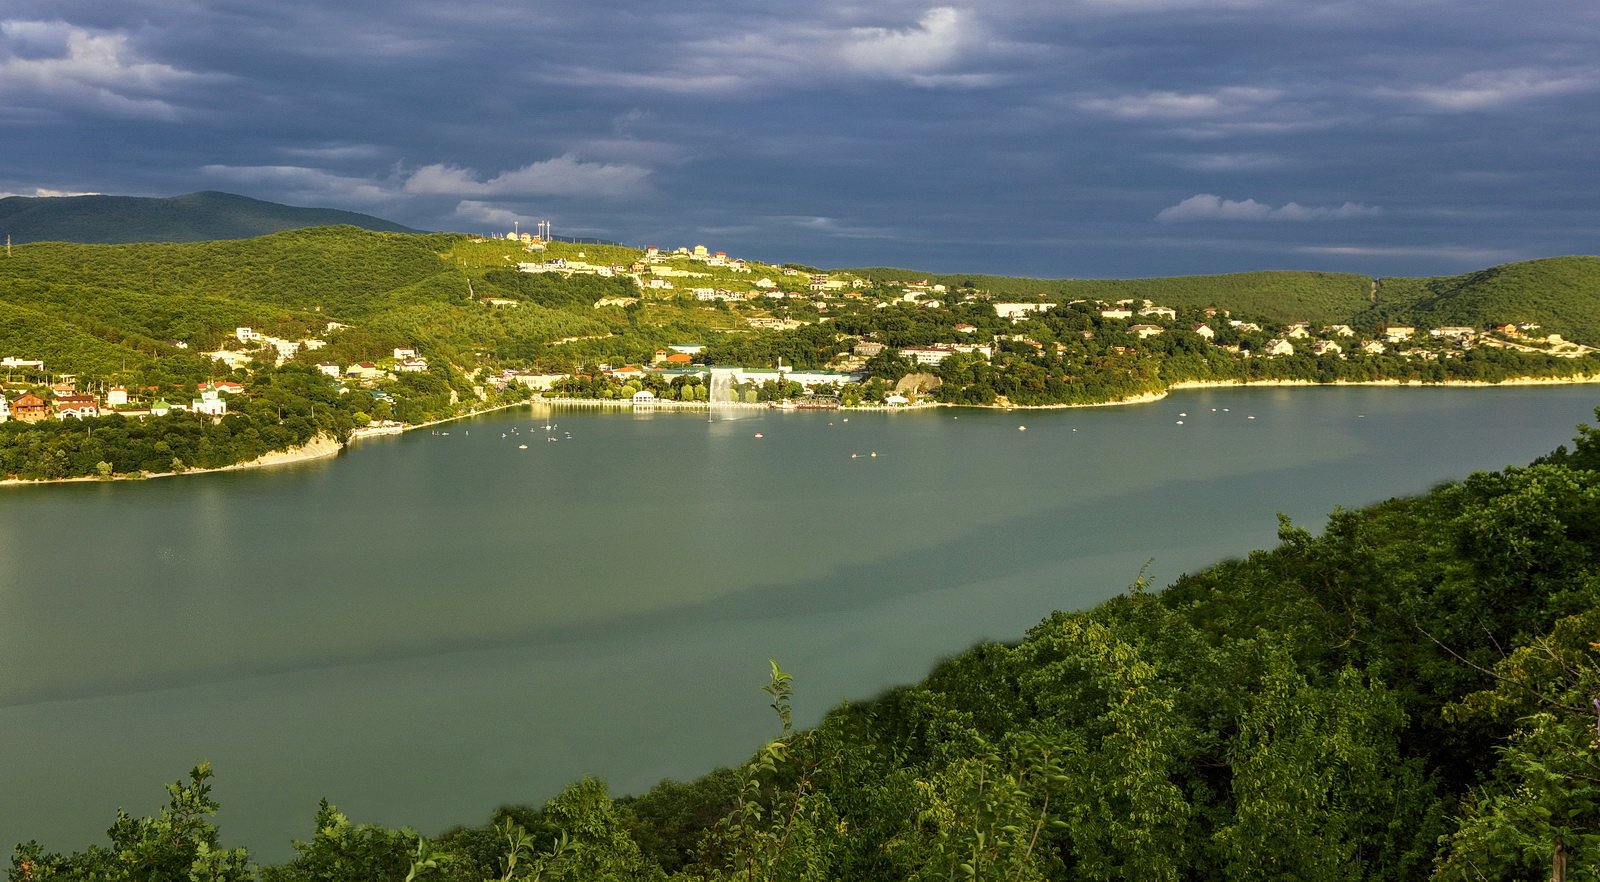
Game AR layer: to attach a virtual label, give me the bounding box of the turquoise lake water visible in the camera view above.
[2,385,1597,856]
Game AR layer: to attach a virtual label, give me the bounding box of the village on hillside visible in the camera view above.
[2,231,1597,426]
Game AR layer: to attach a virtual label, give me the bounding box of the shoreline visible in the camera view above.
[5,374,1597,486]
[0,432,345,488]
[1165,375,1600,391]
[964,373,1600,410]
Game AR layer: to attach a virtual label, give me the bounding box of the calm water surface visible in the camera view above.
[2,385,1597,856]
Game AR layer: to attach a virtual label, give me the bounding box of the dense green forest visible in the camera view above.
[13,411,1600,880]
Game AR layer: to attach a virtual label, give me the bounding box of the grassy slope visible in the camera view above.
[0,230,674,379]
[0,191,421,244]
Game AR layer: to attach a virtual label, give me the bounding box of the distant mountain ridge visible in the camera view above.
[0,191,422,244]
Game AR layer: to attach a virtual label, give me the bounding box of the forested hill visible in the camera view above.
[0,191,420,244]
[17,415,1600,879]
[1359,255,1600,344]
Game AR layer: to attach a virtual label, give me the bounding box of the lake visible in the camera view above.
[2,384,1596,857]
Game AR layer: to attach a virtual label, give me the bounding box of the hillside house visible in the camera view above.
[1261,339,1295,357]
[1382,325,1416,342]
[54,393,99,420]
[1191,324,1215,339]
[1129,324,1165,339]
[1311,340,1343,356]
[207,350,253,370]
[12,393,48,421]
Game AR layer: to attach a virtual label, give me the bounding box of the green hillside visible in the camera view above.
[0,191,420,245]
[847,267,1375,324]
[1358,255,1600,341]
[3,226,1597,410]
[0,229,709,388]
[0,228,464,381]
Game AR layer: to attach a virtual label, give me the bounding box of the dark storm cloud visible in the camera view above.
[2,0,1596,276]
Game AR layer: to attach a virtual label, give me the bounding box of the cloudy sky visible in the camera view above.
[2,0,1596,277]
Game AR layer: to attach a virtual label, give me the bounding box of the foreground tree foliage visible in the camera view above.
[14,411,1600,880]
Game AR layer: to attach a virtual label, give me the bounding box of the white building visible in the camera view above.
[193,388,227,417]
[995,302,1052,321]
[899,345,958,366]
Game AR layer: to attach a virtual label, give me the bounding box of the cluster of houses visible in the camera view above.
[207,326,334,369]
[314,347,430,383]
[0,379,242,424]
[985,299,1585,363]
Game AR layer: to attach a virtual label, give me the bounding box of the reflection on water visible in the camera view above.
[1,386,1595,856]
